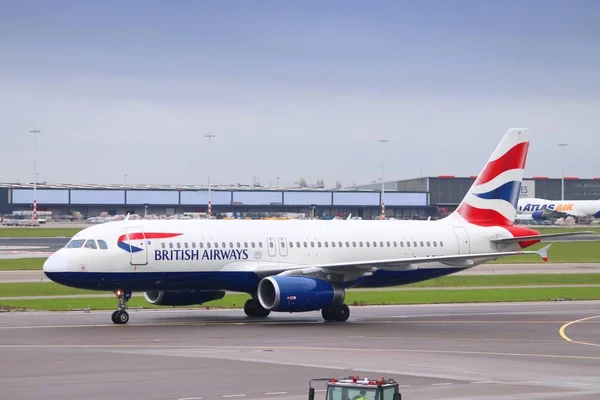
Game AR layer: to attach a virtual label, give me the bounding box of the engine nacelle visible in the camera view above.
[257,276,344,312]
[531,210,546,220]
[143,290,226,306]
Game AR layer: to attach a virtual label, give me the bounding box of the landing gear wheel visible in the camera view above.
[321,307,335,322]
[244,298,270,318]
[332,304,350,322]
[112,289,132,324]
[116,311,129,324]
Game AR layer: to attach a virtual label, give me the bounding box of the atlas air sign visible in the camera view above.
[522,202,575,212]
[117,231,249,261]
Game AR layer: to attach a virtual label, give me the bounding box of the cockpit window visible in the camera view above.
[97,240,108,249]
[84,240,98,249]
[66,239,85,248]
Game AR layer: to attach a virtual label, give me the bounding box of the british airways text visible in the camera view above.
[154,249,249,261]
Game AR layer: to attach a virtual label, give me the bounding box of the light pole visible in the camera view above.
[558,143,568,200]
[205,134,215,217]
[378,139,388,219]
[30,129,40,220]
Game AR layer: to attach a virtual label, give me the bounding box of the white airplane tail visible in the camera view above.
[448,128,531,227]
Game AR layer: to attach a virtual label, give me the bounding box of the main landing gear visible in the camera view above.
[321,304,350,322]
[244,298,270,318]
[111,289,132,325]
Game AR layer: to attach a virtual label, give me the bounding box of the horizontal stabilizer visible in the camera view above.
[491,231,599,244]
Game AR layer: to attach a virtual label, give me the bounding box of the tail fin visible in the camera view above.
[449,128,531,227]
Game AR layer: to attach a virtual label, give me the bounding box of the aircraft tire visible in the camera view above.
[332,304,350,322]
[244,299,270,318]
[321,307,335,322]
[116,311,129,324]
[111,310,119,324]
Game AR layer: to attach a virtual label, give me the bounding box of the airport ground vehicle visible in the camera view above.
[309,376,401,400]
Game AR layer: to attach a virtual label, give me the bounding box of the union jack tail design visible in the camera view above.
[450,128,531,227]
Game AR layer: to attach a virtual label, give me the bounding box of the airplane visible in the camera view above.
[42,128,596,325]
[517,197,600,222]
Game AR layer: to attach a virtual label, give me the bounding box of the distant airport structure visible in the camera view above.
[1,176,598,220]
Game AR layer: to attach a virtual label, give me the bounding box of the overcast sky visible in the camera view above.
[1,0,599,188]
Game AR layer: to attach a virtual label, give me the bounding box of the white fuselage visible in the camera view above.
[43,218,518,293]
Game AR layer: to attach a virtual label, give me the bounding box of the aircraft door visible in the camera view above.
[266,237,277,257]
[452,227,470,254]
[124,227,148,265]
[278,237,288,256]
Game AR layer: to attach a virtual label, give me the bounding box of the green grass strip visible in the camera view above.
[0,228,82,237]
[1,287,598,311]
[0,258,46,271]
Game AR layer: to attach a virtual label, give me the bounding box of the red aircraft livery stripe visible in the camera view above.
[456,203,512,227]
[475,142,529,185]
[117,232,182,242]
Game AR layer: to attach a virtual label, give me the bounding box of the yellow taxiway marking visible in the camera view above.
[0,343,599,361]
[558,315,600,348]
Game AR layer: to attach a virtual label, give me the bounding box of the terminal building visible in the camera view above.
[0,183,433,220]
[1,176,598,220]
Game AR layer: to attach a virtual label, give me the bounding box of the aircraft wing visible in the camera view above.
[491,231,599,244]
[307,246,551,272]
[243,245,552,280]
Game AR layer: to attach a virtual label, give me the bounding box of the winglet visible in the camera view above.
[536,244,551,262]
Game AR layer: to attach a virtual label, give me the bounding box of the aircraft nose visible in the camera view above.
[43,251,69,275]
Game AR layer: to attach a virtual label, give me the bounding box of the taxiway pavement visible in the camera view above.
[1,302,599,400]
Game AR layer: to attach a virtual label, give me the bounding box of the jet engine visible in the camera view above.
[143,290,226,306]
[257,276,345,312]
[531,210,546,220]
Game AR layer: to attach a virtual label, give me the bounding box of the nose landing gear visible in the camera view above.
[111,289,132,324]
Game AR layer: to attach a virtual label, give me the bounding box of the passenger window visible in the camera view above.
[84,240,97,249]
[229,242,234,248]
[169,243,174,249]
[413,241,417,247]
[339,241,343,247]
[184,242,189,249]
[346,241,350,247]
[251,242,256,248]
[97,240,108,250]
[304,242,308,247]
[222,242,226,248]
[269,242,274,248]
[420,241,424,247]
[244,242,248,248]
[440,242,444,247]
[318,242,322,248]
[259,242,263,248]
[433,241,437,247]
[237,242,241,248]
[427,241,430,247]
[297,241,301,248]
[281,242,286,248]
[192,242,196,249]
[366,242,370,247]
[380,241,384,247]
[177,243,181,249]
[311,242,314,247]
[387,241,390,247]
[352,241,356,247]
[207,242,211,248]
[214,242,219,248]
[200,242,204,248]
[161,242,166,249]
[407,242,410,247]
[359,242,363,247]
[289,242,293,248]
[372,241,376,247]
[331,242,335,247]
[393,241,397,247]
